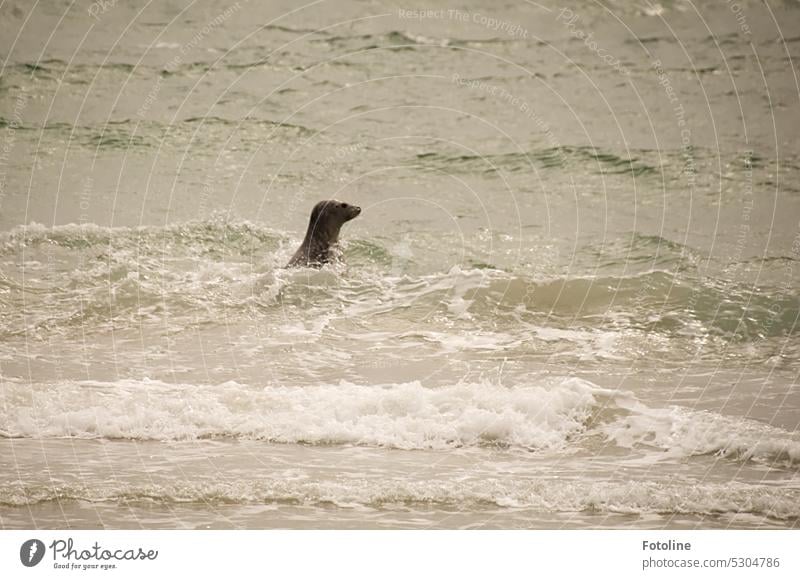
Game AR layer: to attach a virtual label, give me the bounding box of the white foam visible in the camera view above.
[2,478,798,521]
[602,397,800,465]
[0,377,604,449]
[3,376,798,465]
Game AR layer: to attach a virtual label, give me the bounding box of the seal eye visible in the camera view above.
[341,203,348,208]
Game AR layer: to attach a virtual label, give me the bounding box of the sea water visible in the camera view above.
[0,0,798,528]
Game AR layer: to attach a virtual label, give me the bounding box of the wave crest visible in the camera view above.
[2,377,798,467]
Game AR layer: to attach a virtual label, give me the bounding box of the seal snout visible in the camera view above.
[337,201,361,222]
[347,204,361,220]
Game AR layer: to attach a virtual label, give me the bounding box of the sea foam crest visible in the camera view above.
[1,377,605,449]
[3,377,799,465]
[2,479,798,521]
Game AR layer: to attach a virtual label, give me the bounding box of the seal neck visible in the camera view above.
[304,215,341,246]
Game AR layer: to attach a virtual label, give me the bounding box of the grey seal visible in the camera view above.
[287,199,361,267]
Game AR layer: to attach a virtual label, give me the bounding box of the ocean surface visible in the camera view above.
[1,0,799,529]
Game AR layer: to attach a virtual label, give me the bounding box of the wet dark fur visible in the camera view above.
[286,200,361,267]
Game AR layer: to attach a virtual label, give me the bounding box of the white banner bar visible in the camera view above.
[1,531,798,578]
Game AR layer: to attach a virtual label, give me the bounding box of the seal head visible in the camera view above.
[287,200,361,267]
